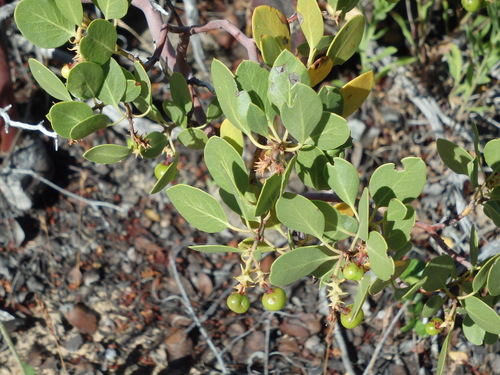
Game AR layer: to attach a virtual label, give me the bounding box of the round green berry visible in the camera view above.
[227,293,249,314]
[461,0,481,12]
[425,317,443,336]
[262,287,286,311]
[340,304,364,329]
[343,262,364,281]
[154,163,168,180]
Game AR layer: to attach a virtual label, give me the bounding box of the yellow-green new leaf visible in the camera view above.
[252,5,291,52]
[339,70,373,117]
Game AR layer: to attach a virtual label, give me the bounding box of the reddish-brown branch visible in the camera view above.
[414,221,472,269]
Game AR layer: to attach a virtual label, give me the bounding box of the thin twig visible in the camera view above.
[362,301,409,375]
[169,246,229,374]
[333,322,357,375]
[0,105,58,150]
[0,168,125,212]
[414,221,472,269]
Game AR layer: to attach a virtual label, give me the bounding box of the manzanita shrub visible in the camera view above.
[14,0,500,372]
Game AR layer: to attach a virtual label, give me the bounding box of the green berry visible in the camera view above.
[61,64,71,79]
[262,287,286,311]
[425,317,443,336]
[343,262,364,281]
[340,304,364,329]
[461,0,481,12]
[227,293,250,314]
[154,163,168,179]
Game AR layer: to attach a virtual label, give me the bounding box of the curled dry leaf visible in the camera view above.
[64,304,99,335]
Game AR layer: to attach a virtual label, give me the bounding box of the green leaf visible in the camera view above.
[472,255,500,294]
[484,200,500,227]
[139,131,167,159]
[122,79,141,102]
[69,114,110,140]
[421,255,457,292]
[150,158,178,194]
[369,259,410,295]
[80,19,117,64]
[463,296,500,334]
[166,184,229,233]
[326,14,365,66]
[462,315,485,345]
[280,82,323,143]
[436,329,452,375]
[280,155,296,194]
[269,246,336,286]
[206,96,223,123]
[325,157,359,209]
[268,50,310,108]
[366,231,394,281]
[97,58,126,108]
[67,62,104,100]
[350,273,371,325]
[422,295,444,318]
[177,128,208,149]
[235,60,276,121]
[318,86,344,115]
[252,5,291,53]
[170,72,192,113]
[484,139,500,173]
[92,0,129,19]
[28,58,72,102]
[369,157,426,208]
[245,102,269,137]
[204,137,248,195]
[211,59,252,135]
[189,245,241,253]
[163,99,187,128]
[49,101,93,138]
[55,0,82,25]
[470,225,478,268]
[276,192,324,238]
[384,201,415,251]
[314,201,357,241]
[305,111,350,151]
[296,146,329,190]
[297,0,324,51]
[487,257,500,296]
[437,138,474,175]
[220,119,244,155]
[357,187,369,242]
[255,173,282,216]
[15,0,75,48]
[260,34,287,67]
[83,144,131,164]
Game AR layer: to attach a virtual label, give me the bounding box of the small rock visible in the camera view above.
[64,303,99,335]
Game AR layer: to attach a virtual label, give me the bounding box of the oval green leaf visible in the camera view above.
[369,157,426,208]
[326,14,365,66]
[296,146,329,190]
[55,0,83,25]
[297,0,324,52]
[49,101,93,138]
[67,62,104,99]
[270,246,336,286]
[150,158,178,194]
[170,72,192,113]
[69,114,110,140]
[463,296,500,335]
[366,231,394,281]
[28,58,72,102]
[166,184,229,233]
[437,138,474,176]
[15,0,75,48]
[276,192,324,238]
[83,144,132,164]
[484,139,500,173]
[325,157,359,209]
[177,128,208,149]
[97,58,126,107]
[92,0,129,19]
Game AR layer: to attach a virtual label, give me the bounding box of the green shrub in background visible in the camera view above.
[8,0,500,373]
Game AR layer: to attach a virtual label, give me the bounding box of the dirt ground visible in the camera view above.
[1,0,500,374]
